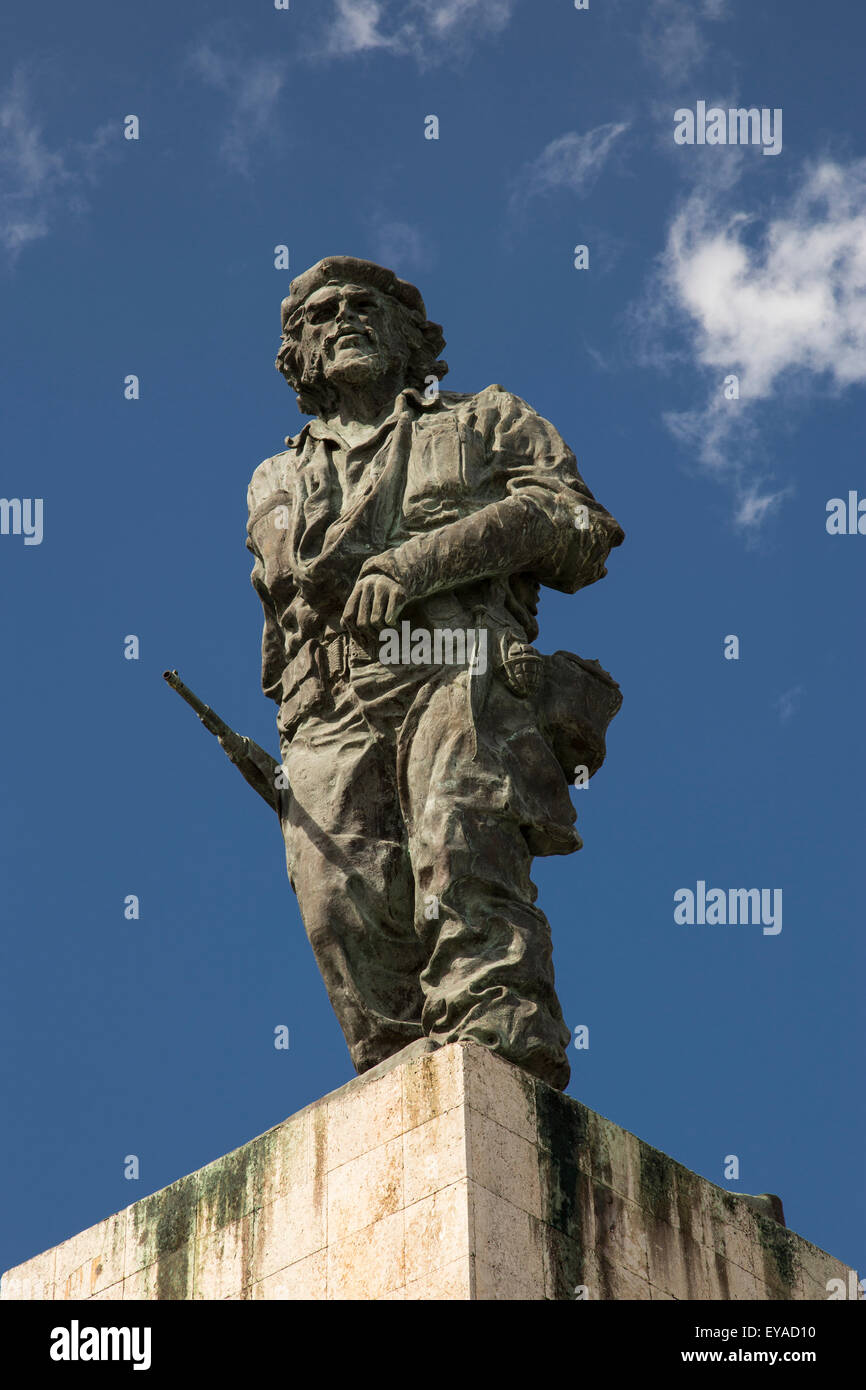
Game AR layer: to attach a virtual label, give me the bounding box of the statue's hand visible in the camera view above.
[342,574,407,638]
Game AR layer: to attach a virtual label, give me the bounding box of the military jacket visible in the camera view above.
[246,384,624,736]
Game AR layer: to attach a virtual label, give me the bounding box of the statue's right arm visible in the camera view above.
[246,460,291,705]
[247,539,287,704]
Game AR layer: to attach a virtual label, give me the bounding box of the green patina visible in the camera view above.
[154,1247,190,1300]
[144,1177,197,1301]
[639,1142,676,1222]
[197,1143,260,1234]
[592,1186,619,1301]
[673,1165,700,1241]
[756,1213,799,1294]
[535,1083,588,1297]
[131,1176,195,1261]
[588,1120,613,1190]
[130,1134,267,1300]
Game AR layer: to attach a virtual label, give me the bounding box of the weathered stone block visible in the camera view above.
[1,1043,858,1301]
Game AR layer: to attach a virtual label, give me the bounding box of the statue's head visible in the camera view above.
[276,256,447,417]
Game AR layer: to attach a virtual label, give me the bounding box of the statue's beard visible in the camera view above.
[326,352,383,385]
[306,338,407,397]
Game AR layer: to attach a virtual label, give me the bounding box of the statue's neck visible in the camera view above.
[323,366,411,430]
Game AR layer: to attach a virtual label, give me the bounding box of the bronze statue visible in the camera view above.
[240,256,624,1090]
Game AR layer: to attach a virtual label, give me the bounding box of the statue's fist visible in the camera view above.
[342,574,407,637]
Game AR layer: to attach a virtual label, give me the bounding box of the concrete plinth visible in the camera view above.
[1,1042,856,1300]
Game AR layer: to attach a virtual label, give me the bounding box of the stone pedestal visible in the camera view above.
[1,1042,856,1300]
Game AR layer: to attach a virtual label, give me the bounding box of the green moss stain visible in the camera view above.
[639,1143,676,1223]
[756,1214,799,1296]
[149,1178,197,1301]
[128,1132,270,1300]
[155,1247,193,1301]
[198,1148,255,1235]
[536,1087,587,1236]
[673,1166,700,1242]
[541,1223,588,1301]
[536,1084,589,1297]
[589,1125,613,1193]
[129,1180,192,1287]
[592,1186,619,1300]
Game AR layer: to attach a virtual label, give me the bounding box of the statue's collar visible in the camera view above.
[285,386,439,450]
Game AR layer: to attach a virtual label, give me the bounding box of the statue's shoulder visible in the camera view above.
[247,447,294,515]
[438,383,536,417]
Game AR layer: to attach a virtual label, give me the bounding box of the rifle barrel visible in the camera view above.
[163,668,282,815]
[163,669,225,737]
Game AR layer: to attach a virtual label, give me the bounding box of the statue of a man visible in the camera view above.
[246,256,624,1090]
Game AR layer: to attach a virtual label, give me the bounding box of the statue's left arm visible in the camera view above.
[356,386,624,603]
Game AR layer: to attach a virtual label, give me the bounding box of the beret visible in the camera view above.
[280,256,429,334]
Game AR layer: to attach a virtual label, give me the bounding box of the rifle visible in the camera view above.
[163,669,283,815]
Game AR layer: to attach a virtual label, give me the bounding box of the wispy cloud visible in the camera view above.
[641,159,866,530]
[366,214,433,273]
[318,0,515,66]
[0,69,113,263]
[640,0,731,82]
[509,123,630,214]
[774,685,804,724]
[187,41,287,174]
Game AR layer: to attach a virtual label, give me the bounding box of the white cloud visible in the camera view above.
[667,162,866,397]
[649,159,866,529]
[325,0,391,55]
[509,123,630,212]
[321,0,515,64]
[187,41,286,173]
[0,69,112,261]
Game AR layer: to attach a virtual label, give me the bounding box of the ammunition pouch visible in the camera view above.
[534,650,622,783]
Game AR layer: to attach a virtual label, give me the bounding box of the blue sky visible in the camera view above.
[1,0,864,1286]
